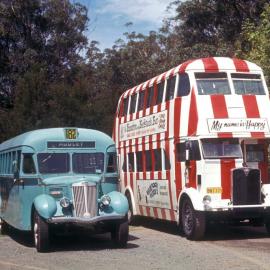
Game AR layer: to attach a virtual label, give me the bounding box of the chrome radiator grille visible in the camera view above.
[72,182,97,218]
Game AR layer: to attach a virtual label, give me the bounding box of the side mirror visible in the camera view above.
[12,160,19,179]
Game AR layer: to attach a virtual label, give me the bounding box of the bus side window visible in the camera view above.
[189,141,201,160]
[176,143,186,162]
[123,97,129,116]
[122,155,127,172]
[137,91,145,112]
[107,153,117,173]
[177,73,190,97]
[146,86,154,108]
[23,153,36,174]
[162,149,171,170]
[136,151,143,172]
[145,150,152,171]
[128,152,134,172]
[154,149,162,171]
[130,94,137,114]
[166,76,176,101]
[156,81,165,105]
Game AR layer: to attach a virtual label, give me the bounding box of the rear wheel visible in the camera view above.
[33,211,50,252]
[265,217,270,234]
[111,219,129,248]
[181,198,205,240]
[126,193,134,224]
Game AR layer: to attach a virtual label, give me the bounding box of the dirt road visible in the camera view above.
[0,218,270,270]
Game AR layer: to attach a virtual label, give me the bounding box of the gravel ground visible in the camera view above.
[0,218,270,270]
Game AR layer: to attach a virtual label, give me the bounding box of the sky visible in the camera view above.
[76,0,175,50]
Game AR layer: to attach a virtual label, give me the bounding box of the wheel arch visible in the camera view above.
[124,186,137,216]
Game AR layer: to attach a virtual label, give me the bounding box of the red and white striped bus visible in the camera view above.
[113,57,270,239]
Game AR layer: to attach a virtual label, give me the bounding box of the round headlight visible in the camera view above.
[100,195,111,206]
[203,195,211,205]
[60,197,70,208]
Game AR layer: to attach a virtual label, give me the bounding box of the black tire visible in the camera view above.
[33,211,50,252]
[265,218,270,234]
[126,193,134,225]
[181,198,205,240]
[111,219,129,248]
[0,219,8,235]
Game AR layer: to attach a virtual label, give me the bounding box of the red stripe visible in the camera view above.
[153,207,158,218]
[233,58,249,72]
[179,60,194,73]
[220,160,235,199]
[146,206,151,217]
[210,95,233,138]
[174,98,181,138]
[202,58,219,72]
[187,88,198,136]
[242,95,264,138]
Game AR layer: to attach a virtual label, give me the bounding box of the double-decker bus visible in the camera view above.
[113,57,270,240]
[0,128,129,252]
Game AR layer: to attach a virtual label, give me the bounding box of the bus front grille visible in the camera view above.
[72,182,97,218]
[232,168,261,205]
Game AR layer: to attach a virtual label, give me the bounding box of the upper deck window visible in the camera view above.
[73,153,104,173]
[137,91,145,112]
[146,86,154,108]
[232,73,265,95]
[123,98,129,116]
[156,81,165,105]
[177,73,190,97]
[38,153,70,173]
[165,76,176,101]
[201,138,242,159]
[129,94,137,114]
[196,72,231,95]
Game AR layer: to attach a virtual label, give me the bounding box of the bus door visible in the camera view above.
[175,140,201,192]
[244,140,269,184]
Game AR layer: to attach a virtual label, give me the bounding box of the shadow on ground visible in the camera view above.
[132,216,270,241]
[5,226,139,252]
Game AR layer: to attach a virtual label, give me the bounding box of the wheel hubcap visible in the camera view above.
[34,222,38,246]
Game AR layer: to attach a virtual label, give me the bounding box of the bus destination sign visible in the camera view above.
[47,141,95,149]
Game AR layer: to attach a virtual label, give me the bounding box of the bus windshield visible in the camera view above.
[73,153,104,174]
[231,73,265,95]
[37,153,70,173]
[196,72,231,95]
[201,138,242,159]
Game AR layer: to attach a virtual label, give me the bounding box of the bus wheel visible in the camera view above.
[265,217,270,234]
[181,198,205,240]
[126,193,134,224]
[33,211,50,252]
[0,219,8,235]
[111,219,129,248]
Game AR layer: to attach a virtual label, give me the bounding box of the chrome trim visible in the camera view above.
[47,214,126,224]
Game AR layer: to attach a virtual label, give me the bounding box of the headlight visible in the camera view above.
[100,195,111,207]
[60,197,70,208]
[203,195,211,206]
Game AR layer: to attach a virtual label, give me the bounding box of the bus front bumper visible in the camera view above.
[47,214,126,225]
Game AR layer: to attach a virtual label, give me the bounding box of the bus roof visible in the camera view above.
[0,128,115,152]
[122,57,262,99]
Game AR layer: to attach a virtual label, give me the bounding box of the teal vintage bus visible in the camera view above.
[0,128,129,252]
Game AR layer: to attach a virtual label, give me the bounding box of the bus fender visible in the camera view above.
[33,194,57,219]
[178,188,204,219]
[124,186,137,216]
[107,191,129,215]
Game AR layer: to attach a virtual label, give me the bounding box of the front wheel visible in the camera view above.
[111,219,129,248]
[0,218,8,235]
[33,211,50,252]
[181,198,205,240]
